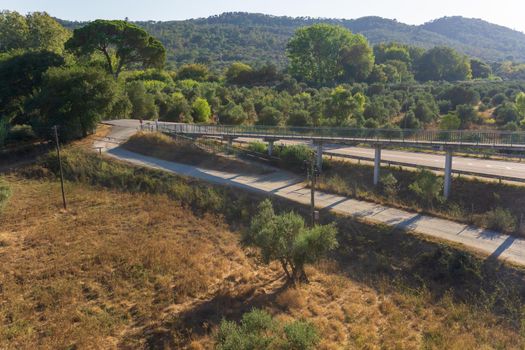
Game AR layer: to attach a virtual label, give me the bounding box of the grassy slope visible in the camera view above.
[122,132,270,175]
[1,148,525,348]
[125,134,525,234]
[317,158,525,233]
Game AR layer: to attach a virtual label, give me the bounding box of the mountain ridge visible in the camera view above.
[56,12,525,67]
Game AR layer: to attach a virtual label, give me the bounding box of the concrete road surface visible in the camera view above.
[104,119,525,181]
[96,121,525,267]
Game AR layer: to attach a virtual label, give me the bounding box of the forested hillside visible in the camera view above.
[59,12,525,68]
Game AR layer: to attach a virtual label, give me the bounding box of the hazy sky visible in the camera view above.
[3,0,525,32]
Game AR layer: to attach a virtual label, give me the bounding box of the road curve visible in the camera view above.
[96,120,525,267]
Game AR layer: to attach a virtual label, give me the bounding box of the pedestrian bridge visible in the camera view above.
[160,123,525,199]
[161,124,525,151]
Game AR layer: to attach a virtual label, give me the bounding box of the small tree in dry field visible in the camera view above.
[409,169,443,209]
[245,199,338,284]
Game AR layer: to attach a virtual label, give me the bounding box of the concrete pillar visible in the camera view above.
[268,140,274,156]
[227,137,233,151]
[316,143,323,170]
[444,150,453,199]
[374,146,381,186]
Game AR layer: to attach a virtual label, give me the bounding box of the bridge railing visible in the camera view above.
[161,124,525,147]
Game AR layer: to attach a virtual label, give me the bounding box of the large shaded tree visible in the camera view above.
[416,47,472,82]
[31,66,117,141]
[0,11,28,52]
[0,11,69,53]
[65,20,166,79]
[0,50,65,123]
[287,24,374,85]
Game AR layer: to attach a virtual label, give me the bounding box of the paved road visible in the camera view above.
[96,121,525,267]
[104,119,525,181]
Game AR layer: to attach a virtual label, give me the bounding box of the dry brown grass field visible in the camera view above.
[1,158,525,349]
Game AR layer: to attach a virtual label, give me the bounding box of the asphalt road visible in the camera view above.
[105,119,525,181]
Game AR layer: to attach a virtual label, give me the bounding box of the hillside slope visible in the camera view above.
[58,12,525,68]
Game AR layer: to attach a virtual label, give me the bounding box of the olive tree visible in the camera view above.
[245,199,338,284]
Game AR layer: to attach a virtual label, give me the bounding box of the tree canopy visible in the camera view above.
[31,66,117,141]
[416,47,472,82]
[65,20,166,78]
[245,199,338,284]
[287,24,373,85]
[0,11,70,53]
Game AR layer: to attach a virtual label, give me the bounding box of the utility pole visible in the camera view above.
[53,125,67,211]
[306,155,319,227]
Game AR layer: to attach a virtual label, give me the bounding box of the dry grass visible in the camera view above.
[122,132,271,175]
[0,177,279,349]
[1,175,524,349]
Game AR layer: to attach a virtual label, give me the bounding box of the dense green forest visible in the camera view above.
[2,10,525,148]
[59,13,525,69]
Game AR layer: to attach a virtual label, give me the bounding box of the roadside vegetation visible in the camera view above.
[122,132,270,175]
[245,141,525,235]
[1,147,524,348]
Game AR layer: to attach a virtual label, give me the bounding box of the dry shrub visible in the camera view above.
[276,288,306,311]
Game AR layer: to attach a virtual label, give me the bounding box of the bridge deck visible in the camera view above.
[161,124,525,151]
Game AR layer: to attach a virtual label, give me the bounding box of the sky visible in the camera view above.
[2,0,525,32]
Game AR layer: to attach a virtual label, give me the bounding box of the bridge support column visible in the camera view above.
[227,137,233,151]
[444,150,453,199]
[316,143,323,170]
[374,146,382,186]
[268,140,274,156]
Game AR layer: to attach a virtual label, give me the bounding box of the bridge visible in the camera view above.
[159,123,525,199]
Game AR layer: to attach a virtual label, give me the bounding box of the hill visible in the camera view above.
[58,12,525,69]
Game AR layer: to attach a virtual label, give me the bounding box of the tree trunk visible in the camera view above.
[280,259,292,281]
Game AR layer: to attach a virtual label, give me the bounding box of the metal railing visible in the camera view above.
[160,124,525,150]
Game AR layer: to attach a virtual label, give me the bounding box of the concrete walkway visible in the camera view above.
[95,124,525,267]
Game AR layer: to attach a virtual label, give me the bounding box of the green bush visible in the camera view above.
[409,169,443,209]
[0,178,11,211]
[283,320,320,350]
[276,145,314,172]
[483,207,517,233]
[379,173,398,198]
[216,309,319,350]
[247,141,268,154]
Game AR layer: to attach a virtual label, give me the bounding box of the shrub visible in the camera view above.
[276,145,314,172]
[283,320,319,350]
[216,309,319,350]
[247,141,267,154]
[409,169,443,209]
[245,199,338,284]
[0,178,10,211]
[483,207,517,233]
[379,173,398,198]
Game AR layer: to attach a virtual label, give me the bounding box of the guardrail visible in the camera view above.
[160,124,525,150]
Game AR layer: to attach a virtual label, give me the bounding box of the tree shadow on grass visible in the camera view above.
[134,276,289,349]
